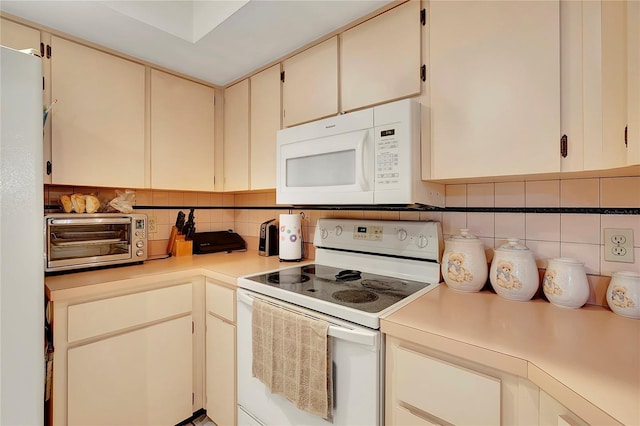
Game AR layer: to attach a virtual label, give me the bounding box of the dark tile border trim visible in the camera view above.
[44,205,640,215]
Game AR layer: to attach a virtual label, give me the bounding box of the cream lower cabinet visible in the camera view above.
[52,281,195,425]
[428,0,561,180]
[50,36,146,188]
[205,278,236,426]
[386,336,539,426]
[539,391,589,426]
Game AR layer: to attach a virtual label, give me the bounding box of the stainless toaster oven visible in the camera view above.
[44,213,148,273]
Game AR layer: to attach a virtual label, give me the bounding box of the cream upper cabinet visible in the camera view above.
[205,279,236,426]
[282,36,338,127]
[562,0,631,172]
[223,79,250,191]
[250,64,281,190]
[50,36,145,188]
[0,18,40,50]
[341,0,421,112]
[151,69,215,191]
[428,1,561,180]
[627,0,639,166]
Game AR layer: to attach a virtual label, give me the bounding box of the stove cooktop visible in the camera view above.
[241,263,436,319]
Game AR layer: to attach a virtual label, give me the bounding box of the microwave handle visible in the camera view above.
[356,130,369,191]
[49,217,132,225]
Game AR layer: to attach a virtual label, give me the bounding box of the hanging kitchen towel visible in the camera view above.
[252,298,333,421]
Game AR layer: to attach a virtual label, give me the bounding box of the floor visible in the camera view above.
[191,414,216,426]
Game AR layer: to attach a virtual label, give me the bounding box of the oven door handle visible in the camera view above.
[237,290,378,348]
[49,217,131,225]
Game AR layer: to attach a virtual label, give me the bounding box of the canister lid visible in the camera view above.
[497,238,529,251]
[448,228,480,241]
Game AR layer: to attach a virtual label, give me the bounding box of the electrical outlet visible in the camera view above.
[148,216,157,233]
[604,228,634,263]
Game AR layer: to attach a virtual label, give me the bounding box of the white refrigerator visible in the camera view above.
[0,45,44,425]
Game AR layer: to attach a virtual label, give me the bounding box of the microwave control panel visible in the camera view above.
[375,128,400,187]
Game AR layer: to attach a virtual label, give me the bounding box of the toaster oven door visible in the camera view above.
[46,216,134,271]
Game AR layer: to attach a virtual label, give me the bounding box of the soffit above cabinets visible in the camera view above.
[0,0,393,87]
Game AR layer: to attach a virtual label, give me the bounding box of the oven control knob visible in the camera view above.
[416,234,429,248]
[397,228,408,241]
[136,240,144,248]
[335,225,343,236]
[136,249,144,257]
[320,228,329,239]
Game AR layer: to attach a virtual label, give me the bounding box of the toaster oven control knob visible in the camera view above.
[416,234,428,248]
[397,228,408,241]
[136,240,144,248]
[334,225,343,236]
[136,249,144,257]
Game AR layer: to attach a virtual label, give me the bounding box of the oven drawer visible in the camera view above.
[67,283,192,343]
[395,346,501,425]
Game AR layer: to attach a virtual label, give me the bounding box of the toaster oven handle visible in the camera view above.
[49,217,132,225]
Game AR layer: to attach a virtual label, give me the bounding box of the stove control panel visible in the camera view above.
[353,225,383,241]
[314,218,443,261]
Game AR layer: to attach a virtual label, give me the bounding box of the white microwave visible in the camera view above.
[276,99,444,206]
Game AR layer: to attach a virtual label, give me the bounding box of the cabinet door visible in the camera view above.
[250,64,281,190]
[151,69,215,191]
[583,0,628,170]
[341,1,421,111]
[539,390,588,426]
[67,315,193,426]
[223,79,250,191]
[50,36,145,187]
[627,0,640,165]
[0,18,40,50]
[429,1,561,180]
[283,36,338,127]
[205,314,236,426]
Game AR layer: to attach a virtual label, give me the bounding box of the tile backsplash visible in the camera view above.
[45,175,639,306]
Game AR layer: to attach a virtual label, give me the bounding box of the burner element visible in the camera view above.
[302,265,316,274]
[332,289,379,304]
[361,279,404,291]
[267,273,310,285]
[335,269,362,281]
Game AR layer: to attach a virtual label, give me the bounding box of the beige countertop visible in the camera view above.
[45,251,289,301]
[46,253,639,424]
[381,285,640,426]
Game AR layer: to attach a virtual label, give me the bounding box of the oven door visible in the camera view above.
[236,289,382,426]
[45,216,133,272]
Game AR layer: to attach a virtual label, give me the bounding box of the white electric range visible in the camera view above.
[236,218,443,426]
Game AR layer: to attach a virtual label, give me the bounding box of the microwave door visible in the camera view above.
[277,129,374,205]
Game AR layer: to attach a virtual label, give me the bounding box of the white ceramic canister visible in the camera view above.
[441,229,488,292]
[542,258,590,308]
[489,238,539,301]
[606,271,640,319]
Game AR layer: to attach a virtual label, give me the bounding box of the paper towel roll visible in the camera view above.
[279,214,303,261]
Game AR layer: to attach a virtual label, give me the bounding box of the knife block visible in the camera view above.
[172,235,193,257]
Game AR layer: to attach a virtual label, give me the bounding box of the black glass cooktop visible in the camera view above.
[244,264,432,314]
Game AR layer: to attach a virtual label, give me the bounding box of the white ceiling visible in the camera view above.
[1,0,394,86]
